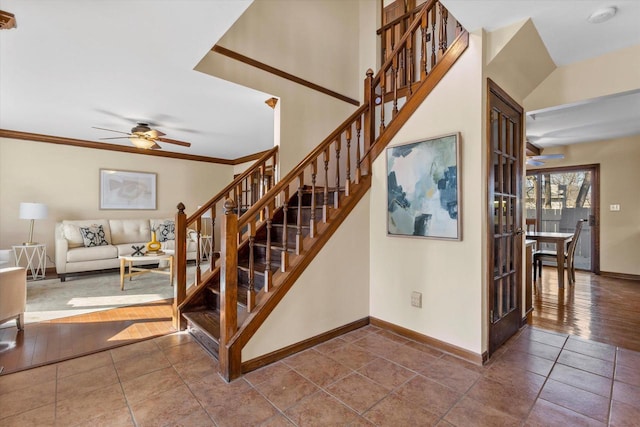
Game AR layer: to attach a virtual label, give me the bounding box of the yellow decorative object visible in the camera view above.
[146,231,161,252]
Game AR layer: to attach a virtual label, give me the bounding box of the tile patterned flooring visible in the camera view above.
[1,324,639,426]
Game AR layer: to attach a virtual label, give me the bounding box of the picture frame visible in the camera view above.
[99,169,157,210]
[386,133,461,240]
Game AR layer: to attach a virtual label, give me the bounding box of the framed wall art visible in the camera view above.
[386,133,461,240]
[100,169,157,210]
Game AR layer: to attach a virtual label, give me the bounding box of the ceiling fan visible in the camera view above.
[93,122,191,150]
[526,153,565,167]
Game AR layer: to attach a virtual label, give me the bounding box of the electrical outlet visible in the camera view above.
[411,291,422,308]
[609,204,621,211]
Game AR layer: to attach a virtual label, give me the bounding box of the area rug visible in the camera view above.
[0,264,204,327]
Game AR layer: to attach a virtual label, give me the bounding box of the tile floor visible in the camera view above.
[1,324,639,426]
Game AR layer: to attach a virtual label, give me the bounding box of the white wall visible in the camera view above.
[0,138,233,268]
[369,32,485,355]
[243,191,371,361]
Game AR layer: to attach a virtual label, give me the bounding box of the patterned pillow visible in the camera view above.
[79,224,109,247]
[156,221,175,242]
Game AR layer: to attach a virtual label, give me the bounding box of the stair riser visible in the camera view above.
[291,190,338,206]
[285,206,324,224]
[238,268,266,291]
[187,322,219,357]
[248,245,287,265]
[271,225,309,244]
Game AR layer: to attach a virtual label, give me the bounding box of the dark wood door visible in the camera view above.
[488,79,524,355]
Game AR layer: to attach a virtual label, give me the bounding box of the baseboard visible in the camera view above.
[241,317,370,374]
[600,271,640,281]
[370,317,484,366]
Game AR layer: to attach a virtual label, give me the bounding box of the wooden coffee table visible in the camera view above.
[119,253,174,290]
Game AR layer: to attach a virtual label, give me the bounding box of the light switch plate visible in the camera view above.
[610,204,621,211]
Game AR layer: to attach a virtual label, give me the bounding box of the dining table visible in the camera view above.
[525,231,574,288]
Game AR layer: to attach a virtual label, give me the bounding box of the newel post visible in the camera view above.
[363,68,374,176]
[173,203,187,330]
[219,198,239,380]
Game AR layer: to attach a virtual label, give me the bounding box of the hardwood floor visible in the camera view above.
[0,299,174,374]
[531,268,640,352]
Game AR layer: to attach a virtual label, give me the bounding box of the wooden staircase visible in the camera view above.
[173,0,469,381]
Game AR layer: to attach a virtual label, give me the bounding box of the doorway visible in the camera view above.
[526,165,600,274]
[487,79,524,356]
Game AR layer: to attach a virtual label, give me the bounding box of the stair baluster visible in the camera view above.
[345,127,352,197]
[323,148,330,222]
[247,222,256,312]
[264,206,272,292]
[334,138,341,209]
[281,188,289,272]
[296,174,304,255]
[310,159,317,238]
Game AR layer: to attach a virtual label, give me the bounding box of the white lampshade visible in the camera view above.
[19,202,48,220]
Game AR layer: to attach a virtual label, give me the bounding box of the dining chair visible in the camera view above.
[525,218,537,233]
[534,219,587,285]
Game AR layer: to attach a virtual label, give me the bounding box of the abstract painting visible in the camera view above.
[386,133,461,240]
[100,169,157,210]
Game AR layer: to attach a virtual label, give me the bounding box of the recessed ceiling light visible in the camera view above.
[587,6,617,24]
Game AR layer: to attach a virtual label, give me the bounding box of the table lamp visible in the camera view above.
[19,202,48,245]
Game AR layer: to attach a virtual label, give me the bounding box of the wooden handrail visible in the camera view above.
[373,0,433,88]
[173,145,278,326]
[188,146,279,223]
[376,3,425,35]
[237,104,367,229]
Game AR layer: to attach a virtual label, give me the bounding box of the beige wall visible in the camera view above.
[369,32,485,355]
[527,136,640,276]
[195,0,375,176]
[243,191,371,361]
[0,138,233,269]
[525,44,640,112]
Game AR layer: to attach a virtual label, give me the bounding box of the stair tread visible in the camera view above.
[272,223,311,229]
[183,310,220,341]
[207,284,249,306]
[237,261,278,273]
[253,241,295,252]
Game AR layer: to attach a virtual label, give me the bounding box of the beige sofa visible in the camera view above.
[55,218,197,281]
[0,267,27,330]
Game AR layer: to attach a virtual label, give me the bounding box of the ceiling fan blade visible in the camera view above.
[92,126,132,136]
[157,137,191,147]
[529,154,565,160]
[149,142,162,150]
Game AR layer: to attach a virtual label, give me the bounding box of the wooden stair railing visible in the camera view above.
[172,146,278,329]
[174,0,468,382]
[364,0,468,165]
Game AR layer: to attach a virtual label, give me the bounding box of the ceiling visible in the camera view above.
[442,0,640,150]
[0,0,275,160]
[1,1,639,160]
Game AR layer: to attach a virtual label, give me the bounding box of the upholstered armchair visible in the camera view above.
[0,267,27,330]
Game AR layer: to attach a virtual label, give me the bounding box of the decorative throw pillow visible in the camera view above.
[156,221,175,242]
[79,224,109,247]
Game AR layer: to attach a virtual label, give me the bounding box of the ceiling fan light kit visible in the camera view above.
[93,122,191,150]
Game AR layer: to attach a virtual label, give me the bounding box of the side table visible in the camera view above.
[12,244,47,280]
[199,235,214,261]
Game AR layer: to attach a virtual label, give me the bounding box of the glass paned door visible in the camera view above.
[526,168,596,271]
